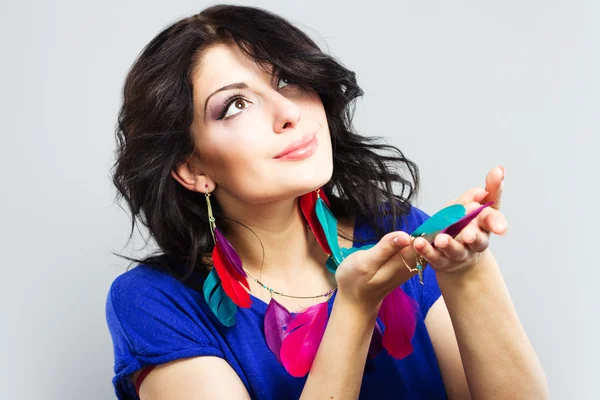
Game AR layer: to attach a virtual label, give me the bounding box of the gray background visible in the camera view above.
[1,0,596,398]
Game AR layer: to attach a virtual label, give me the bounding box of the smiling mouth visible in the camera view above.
[274,135,319,161]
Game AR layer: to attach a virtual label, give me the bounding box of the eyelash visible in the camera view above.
[217,91,247,120]
[216,76,295,120]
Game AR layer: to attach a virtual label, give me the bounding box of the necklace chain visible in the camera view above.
[242,266,337,300]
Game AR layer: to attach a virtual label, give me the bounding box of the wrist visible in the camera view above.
[435,248,498,289]
[334,290,380,323]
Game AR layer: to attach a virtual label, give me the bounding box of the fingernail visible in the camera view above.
[393,234,407,246]
[475,190,489,202]
[414,238,426,249]
[499,166,505,180]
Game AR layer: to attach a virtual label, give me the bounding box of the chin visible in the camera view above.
[284,162,333,197]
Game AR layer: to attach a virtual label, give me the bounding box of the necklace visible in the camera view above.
[242,265,337,300]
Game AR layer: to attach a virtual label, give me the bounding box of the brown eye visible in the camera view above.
[221,97,251,119]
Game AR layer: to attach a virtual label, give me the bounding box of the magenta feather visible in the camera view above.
[378,287,419,359]
[439,201,494,239]
[214,227,246,283]
[264,297,293,362]
[279,301,329,377]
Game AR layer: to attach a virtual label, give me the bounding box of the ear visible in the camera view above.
[170,160,215,193]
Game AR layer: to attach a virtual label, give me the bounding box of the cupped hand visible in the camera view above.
[413,166,508,275]
[334,231,418,312]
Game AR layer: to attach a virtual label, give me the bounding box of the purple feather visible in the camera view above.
[440,201,494,239]
[264,297,293,362]
[214,227,245,278]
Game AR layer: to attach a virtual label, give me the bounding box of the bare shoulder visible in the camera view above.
[134,356,251,399]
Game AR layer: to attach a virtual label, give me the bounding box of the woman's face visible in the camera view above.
[187,42,333,205]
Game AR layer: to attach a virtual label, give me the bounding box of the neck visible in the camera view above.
[214,192,328,279]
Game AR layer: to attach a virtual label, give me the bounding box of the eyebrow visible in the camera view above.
[203,82,249,120]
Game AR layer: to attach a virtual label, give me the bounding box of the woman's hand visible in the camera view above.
[334,231,417,312]
[414,166,507,275]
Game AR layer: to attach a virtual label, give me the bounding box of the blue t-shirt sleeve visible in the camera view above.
[405,205,443,319]
[106,266,224,399]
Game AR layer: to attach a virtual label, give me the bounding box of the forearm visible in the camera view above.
[300,296,377,400]
[436,249,549,399]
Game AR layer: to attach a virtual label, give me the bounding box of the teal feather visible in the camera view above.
[327,245,376,273]
[325,256,338,274]
[315,198,343,265]
[411,204,466,238]
[203,269,237,327]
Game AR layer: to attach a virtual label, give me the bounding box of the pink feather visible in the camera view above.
[378,287,419,359]
[279,301,329,377]
[264,297,293,363]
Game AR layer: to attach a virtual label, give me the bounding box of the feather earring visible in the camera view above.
[299,188,332,255]
[202,187,252,327]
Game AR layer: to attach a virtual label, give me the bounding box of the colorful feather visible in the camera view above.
[214,227,247,283]
[264,297,293,363]
[299,190,332,255]
[280,301,329,377]
[411,204,466,238]
[203,269,237,327]
[378,286,419,359]
[212,242,252,308]
[440,201,494,239]
[325,255,338,274]
[315,197,343,265]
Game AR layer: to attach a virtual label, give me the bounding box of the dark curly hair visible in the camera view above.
[111,4,420,285]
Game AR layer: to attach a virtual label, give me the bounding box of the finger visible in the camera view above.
[455,219,483,242]
[483,166,504,210]
[478,207,508,236]
[413,237,449,269]
[362,231,412,268]
[434,233,469,261]
[465,229,490,253]
[373,247,419,287]
[452,187,489,207]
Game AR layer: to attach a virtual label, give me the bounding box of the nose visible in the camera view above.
[272,95,302,134]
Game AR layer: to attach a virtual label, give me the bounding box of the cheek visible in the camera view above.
[201,126,268,181]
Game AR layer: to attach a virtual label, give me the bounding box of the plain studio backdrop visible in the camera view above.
[0,0,596,398]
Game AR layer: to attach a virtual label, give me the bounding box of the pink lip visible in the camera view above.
[274,133,318,160]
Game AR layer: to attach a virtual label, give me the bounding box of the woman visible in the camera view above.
[106,4,549,399]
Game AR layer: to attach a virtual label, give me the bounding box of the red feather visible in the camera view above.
[299,189,332,254]
[212,244,251,308]
[378,287,418,359]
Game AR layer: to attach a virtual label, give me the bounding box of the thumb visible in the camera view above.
[362,231,412,267]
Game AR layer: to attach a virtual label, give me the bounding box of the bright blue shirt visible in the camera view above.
[106,205,447,399]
